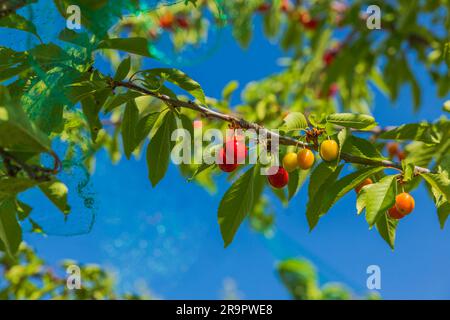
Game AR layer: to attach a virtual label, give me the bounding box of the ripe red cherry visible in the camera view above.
[388,206,405,220]
[299,12,319,30]
[216,137,248,173]
[176,16,189,29]
[256,3,271,12]
[323,49,338,66]
[328,83,339,97]
[224,137,248,164]
[267,166,289,189]
[217,147,239,173]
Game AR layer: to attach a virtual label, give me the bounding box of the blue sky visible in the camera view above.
[2,1,450,299]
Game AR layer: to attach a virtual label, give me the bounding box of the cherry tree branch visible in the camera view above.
[113,79,431,175]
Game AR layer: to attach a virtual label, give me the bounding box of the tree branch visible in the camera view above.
[113,79,431,175]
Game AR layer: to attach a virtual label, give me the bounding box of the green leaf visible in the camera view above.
[58,29,91,48]
[0,13,42,42]
[341,135,385,160]
[319,167,384,215]
[375,212,398,250]
[188,163,216,182]
[281,112,308,132]
[39,181,71,215]
[27,43,71,65]
[103,91,142,113]
[222,81,239,102]
[379,123,440,144]
[146,111,177,187]
[288,169,309,200]
[121,100,139,159]
[437,201,450,229]
[306,163,344,230]
[218,165,261,247]
[0,178,38,195]
[16,200,32,221]
[21,68,70,135]
[97,37,155,58]
[143,68,206,104]
[114,56,131,81]
[0,86,51,153]
[0,198,22,257]
[135,112,160,144]
[421,172,450,201]
[81,95,102,142]
[359,175,398,227]
[444,100,450,113]
[326,113,376,130]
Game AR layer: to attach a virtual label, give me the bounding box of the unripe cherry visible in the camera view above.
[283,152,298,172]
[297,149,315,170]
[320,140,339,162]
[267,166,289,189]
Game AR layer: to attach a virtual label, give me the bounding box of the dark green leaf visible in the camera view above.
[143,68,206,104]
[114,56,131,81]
[39,180,71,215]
[0,198,22,257]
[121,100,139,159]
[146,111,177,187]
[0,13,41,41]
[97,38,155,58]
[375,212,398,250]
[218,165,261,247]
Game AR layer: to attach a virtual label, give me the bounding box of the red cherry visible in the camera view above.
[176,16,189,29]
[267,166,289,189]
[217,148,239,173]
[224,137,248,164]
[388,206,405,220]
[256,3,271,12]
[299,12,319,30]
[323,49,338,66]
[327,83,339,97]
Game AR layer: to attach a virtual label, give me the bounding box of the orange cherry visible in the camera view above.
[355,178,373,193]
[395,192,415,216]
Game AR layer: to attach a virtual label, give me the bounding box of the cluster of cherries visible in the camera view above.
[355,178,415,220]
[217,136,415,220]
[216,136,340,189]
[158,12,190,30]
[256,0,320,30]
[386,142,406,161]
